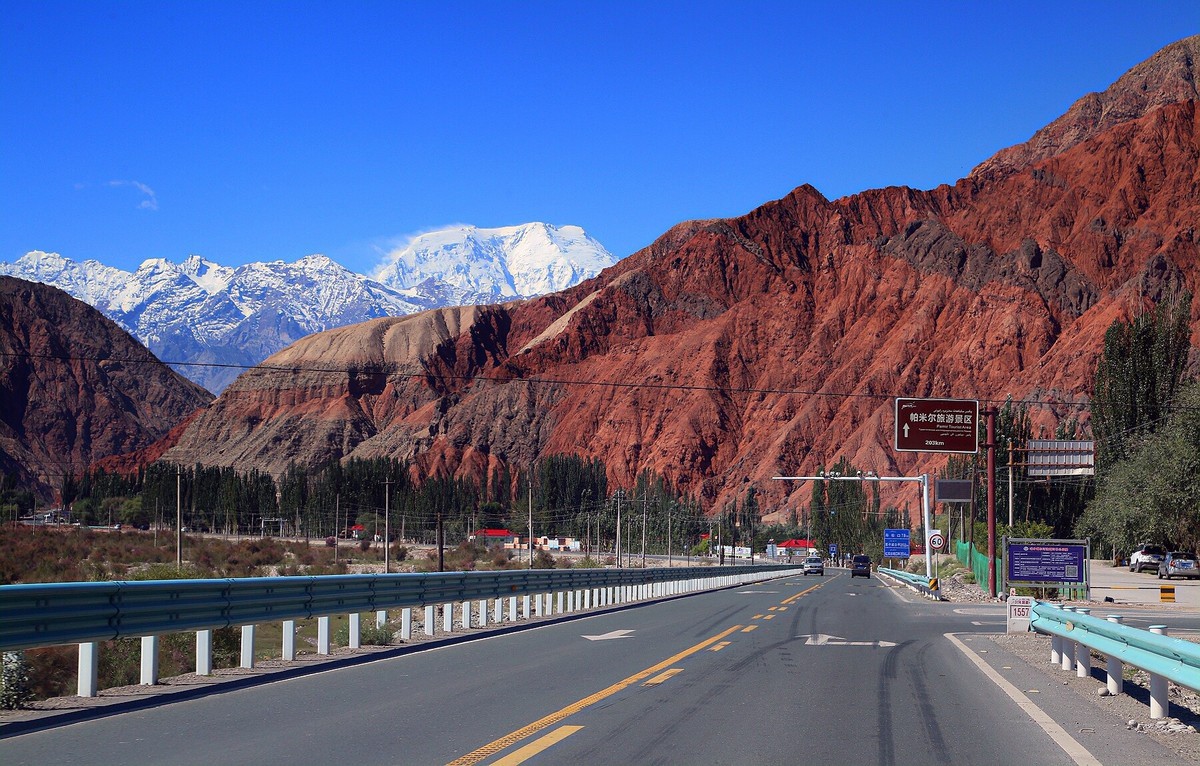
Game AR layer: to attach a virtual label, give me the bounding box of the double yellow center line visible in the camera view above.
[448,624,744,765]
[450,577,828,765]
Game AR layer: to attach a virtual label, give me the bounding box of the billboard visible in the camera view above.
[895,398,979,453]
[1026,440,1095,477]
[883,528,911,559]
[1006,538,1089,585]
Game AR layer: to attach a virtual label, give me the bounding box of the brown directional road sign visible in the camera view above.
[894,398,979,454]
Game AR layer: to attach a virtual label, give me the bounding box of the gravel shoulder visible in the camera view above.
[935,570,1200,763]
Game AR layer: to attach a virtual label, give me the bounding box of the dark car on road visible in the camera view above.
[1158,552,1200,580]
[850,554,871,578]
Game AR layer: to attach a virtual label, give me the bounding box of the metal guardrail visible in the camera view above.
[0,564,795,653]
[877,567,941,600]
[1029,601,1200,718]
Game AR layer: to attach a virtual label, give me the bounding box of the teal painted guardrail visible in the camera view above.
[0,564,797,653]
[1029,601,1200,687]
[877,567,940,599]
[1030,600,1200,717]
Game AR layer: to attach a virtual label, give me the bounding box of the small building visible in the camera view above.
[471,529,517,548]
[777,538,816,558]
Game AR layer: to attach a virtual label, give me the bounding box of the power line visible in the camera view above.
[0,349,1093,410]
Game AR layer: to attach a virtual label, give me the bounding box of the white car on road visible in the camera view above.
[1130,544,1167,573]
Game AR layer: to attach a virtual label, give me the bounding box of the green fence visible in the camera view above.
[955,541,1003,595]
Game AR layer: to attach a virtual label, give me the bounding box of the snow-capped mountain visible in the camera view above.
[1,223,617,394]
[374,223,615,304]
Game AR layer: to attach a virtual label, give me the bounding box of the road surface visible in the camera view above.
[2,570,1191,765]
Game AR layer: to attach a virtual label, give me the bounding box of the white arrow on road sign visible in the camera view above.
[799,633,897,647]
[582,629,636,641]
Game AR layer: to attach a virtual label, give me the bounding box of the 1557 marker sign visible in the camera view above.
[894,398,979,454]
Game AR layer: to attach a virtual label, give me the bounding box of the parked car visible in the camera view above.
[1158,551,1200,580]
[802,556,824,576]
[1130,544,1167,573]
[850,554,871,578]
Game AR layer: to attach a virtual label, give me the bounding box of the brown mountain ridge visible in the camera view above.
[0,277,214,499]
[148,36,1200,519]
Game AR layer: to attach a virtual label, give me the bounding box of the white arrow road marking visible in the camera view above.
[582,629,635,641]
[799,633,897,647]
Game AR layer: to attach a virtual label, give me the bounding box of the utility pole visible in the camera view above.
[615,491,622,567]
[641,494,647,568]
[437,507,445,572]
[986,407,998,597]
[528,480,534,568]
[383,478,393,574]
[334,494,340,564]
[176,465,182,568]
[667,503,673,567]
[1008,442,1015,528]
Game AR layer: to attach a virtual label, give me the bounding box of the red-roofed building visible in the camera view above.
[777,539,816,557]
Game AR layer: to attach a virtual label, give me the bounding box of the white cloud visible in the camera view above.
[105,180,159,211]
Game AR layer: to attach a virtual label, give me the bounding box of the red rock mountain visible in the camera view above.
[162,36,1200,518]
[0,277,214,499]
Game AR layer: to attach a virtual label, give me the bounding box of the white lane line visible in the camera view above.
[945,633,1101,766]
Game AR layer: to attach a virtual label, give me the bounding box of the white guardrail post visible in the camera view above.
[1149,625,1169,719]
[78,642,98,697]
[241,625,256,668]
[283,620,296,661]
[140,635,159,685]
[1073,608,1091,678]
[196,629,213,675]
[317,616,330,655]
[1106,615,1123,695]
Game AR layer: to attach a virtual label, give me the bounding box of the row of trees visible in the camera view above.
[46,453,801,563]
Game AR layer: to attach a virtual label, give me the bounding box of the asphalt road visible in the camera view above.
[2,570,1191,765]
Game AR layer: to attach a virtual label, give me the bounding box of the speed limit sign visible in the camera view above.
[928,533,945,550]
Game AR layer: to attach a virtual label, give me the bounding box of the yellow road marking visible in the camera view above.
[752,614,764,620]
[763,614,776,620]
[642,668,684,687]
[710,641,732,652]
[781,579,828,605]
[490,725,584,766]
[768,606,779,611]
[447,625,743,765]
[742,625,758,633]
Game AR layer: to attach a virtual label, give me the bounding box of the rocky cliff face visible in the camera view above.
[163,38,1200,517]
[0,277,214,499]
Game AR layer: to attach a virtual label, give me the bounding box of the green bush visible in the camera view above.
[1,651,33,709]
[335,615,392,646]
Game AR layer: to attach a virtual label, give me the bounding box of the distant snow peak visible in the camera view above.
[0,223,617,394]
[373,222,616,301]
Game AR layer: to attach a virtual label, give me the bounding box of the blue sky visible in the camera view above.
[1,2,1196,275]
